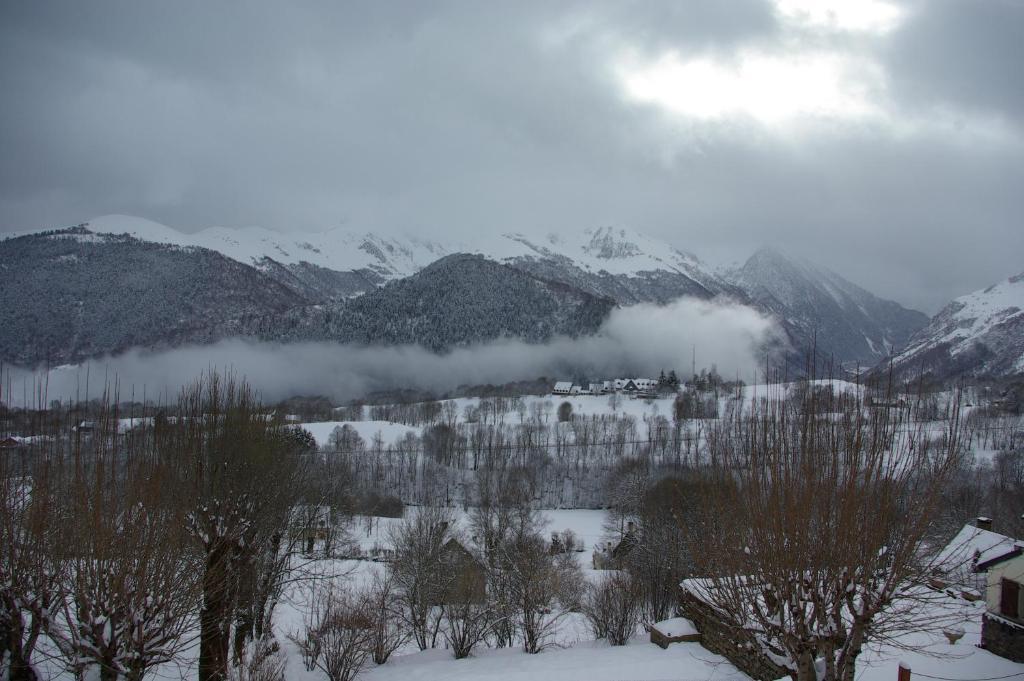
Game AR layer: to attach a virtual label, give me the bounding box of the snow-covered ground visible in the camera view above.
[302,420,422,449]
[358,636,743,681]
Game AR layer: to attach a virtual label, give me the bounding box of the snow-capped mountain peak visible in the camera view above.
[890,270,1024,378]
[82,214,451,279]
[485,225,710,280]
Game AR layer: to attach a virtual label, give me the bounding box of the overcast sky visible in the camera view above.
[1,0,1021,313]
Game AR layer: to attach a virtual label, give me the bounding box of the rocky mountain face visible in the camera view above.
[886,271,1024,381]
[728,248,930,367]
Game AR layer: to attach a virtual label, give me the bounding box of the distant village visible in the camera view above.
[551,371,682,399]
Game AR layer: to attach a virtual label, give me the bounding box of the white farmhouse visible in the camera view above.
[552,381,573,396]
[980,540,1024,661]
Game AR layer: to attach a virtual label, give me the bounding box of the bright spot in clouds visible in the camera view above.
[618,49,884,125]
[774,0,906,34]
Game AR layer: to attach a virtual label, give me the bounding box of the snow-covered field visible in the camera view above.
[306,394,682,449]
[302,420,422,449]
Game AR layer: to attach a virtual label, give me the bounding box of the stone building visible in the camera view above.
[980,550,1024,661]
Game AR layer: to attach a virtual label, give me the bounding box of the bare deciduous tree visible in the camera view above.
[387,506,454,650]
[0,459,63,681]
[624,475,699,623]
[364,570,409,665]
[58,456,201,681]
[501,531,582,653]
[157,373,311,681]
[441,598,493,659]
[684,380,969,681]
[290,584,374,681]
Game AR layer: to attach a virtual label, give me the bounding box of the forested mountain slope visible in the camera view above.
[0,226,306,365]
[245,253,616,351]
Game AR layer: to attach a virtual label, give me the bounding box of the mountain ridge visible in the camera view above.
[3,217,934,369]
[727,247,930,367]
[885,270,1024,381]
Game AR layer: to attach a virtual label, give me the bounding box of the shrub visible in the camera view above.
[582,572,642,646]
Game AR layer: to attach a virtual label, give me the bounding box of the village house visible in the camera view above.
[673,520,1013,681]
[909,517,1024,661]
[864,395,908,409]
[933,518,1019,598]
[618,378,657,395]
[433,537,487,604]
[552,381,573,396]
[592,522,639,570]
[971,523,1024,661]
[552,377,660,398]
[0,436,25,450]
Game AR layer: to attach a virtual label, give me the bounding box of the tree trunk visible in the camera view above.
[8,648,40,681]
[795,650,817,681]
[199,542,233,681]
[233,547,256,666]
[98,662,119,681]
[5,613,39,681]
[124,663,148,681]
[840,626,865,681]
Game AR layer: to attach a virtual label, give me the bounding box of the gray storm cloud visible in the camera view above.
[0,1,1022,313]
[3,298,783,406]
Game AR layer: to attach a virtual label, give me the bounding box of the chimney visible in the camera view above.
[976,517,993,532]
[626,521,635,534]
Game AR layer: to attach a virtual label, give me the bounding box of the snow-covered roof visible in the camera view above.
[680,577,726,603]
[553,381,573,391]
[936,523,1020,573]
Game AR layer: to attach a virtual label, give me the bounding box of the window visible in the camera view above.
[1001,578,1020,618]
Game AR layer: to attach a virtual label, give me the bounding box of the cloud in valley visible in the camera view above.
[3,298,782,405]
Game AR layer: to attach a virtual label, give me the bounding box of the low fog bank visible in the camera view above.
[4,298,784,406]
